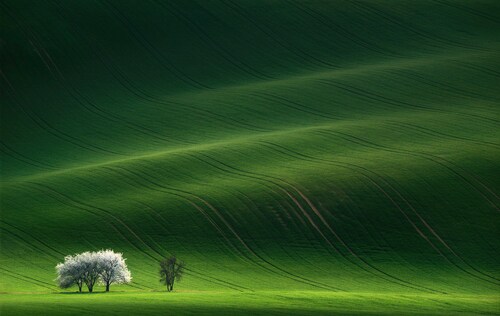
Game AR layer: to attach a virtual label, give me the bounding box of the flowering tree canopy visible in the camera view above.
[55,250,131,292]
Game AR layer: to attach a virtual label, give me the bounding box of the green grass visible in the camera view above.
[1,291,499,315]
[1,0,499,314]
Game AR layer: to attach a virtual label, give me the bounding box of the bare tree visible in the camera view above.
[96,249,131,292]
[159,256,185,292]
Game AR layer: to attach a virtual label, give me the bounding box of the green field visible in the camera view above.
[1,0,499,314]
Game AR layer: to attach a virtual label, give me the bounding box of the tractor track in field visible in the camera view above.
[385,121,500,150]
[316,79,500,125]
[431,0,500,24]
[0,267,56,291]
[249,92,342,121]
[0,220,65,259]
[261,137,500,286]
[124,165,342,291]
[218,0,338,70]
[52,0,208,91]
[153,0,274,81]
[103,163,343,292]
[23,181,249,292]
[266,135,499,285]
[347,0,492,53]
[0,4,127,156]
[49,0,272,135]
[2,0,498,296]
[0,139,56,171]
[18,2,194,148]
[385,68,499,104]
[286,0,400,58]
[317,128,500,213]
[185,151,446,294]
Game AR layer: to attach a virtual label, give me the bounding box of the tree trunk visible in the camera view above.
[106,283,110,292]
[78,284,82,293]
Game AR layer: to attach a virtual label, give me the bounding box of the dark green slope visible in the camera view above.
[1,0,499,299]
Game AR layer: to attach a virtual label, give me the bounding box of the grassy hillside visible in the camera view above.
[1,0,499,314]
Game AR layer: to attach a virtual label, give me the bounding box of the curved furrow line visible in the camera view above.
[120,163,344,291]
[451,60,500,78]
[0,226,65,265]
[108,161,343,291]
[316,128,500,236]
[233,180,351,273]
[13,3,194,148]
[384,172,500,283]
[50,1,267,139]
[26,179,247,291]
[23,183,161,262]
[0,140,56,171]
[320,128,500,213]
[192,186,352,289]
[254,141,455,293]
[133,184,307,292]
[99,166,253,267]
[296,183,452,280]
[68,90,192,146]
[93,0,210,90]
[11,13,193,148]
[49,1,271,136]
[191,151,444,293]
[241,186,370,287]
[0,6,126,156]
[431,0,500,24]
[281,133,500,284]
[20,182,189,288]
[286,0,401,58]
[386,121,500,150]
[190,153,346,258]
[385,122,500,202]
[97,167,259,291]
[267,141,481,289]
[347,0,492,52]
[317,79,500,124]
[0,221,65,259]
[3,76,123,158]
[317,126,500,237]
[0,267,56,291]
[218,0,337,70]
[258,140,500,288]
[152,0,273,81]
[136,200,258,282]
[314,181,436,279]
[249,92,342,121]
[234,187,366,286]
[385,69,500,104]
[92,47,269,134]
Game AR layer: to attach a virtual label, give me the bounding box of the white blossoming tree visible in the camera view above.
[78,251,101,293]
[96,249,132,292]
[56,254,85,292]
[55,250,131,293]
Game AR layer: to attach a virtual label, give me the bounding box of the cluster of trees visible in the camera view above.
[56,250,131,292]
[56,251,185,293]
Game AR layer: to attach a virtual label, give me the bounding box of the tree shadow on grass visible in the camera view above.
[57,291,127,295]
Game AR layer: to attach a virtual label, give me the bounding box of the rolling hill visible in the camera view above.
[1,0,499,314]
